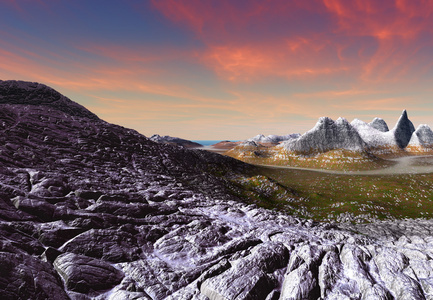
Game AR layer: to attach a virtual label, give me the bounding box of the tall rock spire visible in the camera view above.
[393,109,415,148]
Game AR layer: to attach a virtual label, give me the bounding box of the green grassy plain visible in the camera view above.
[230,165,433,223]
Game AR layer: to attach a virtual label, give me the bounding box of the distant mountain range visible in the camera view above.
[283,109,433,155]
[225,110,433,170]
[231,110,432,161]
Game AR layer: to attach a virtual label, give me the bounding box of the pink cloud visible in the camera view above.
[201,42,349,82]
[151,0,433,83]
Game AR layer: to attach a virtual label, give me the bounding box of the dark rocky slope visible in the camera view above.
[2,80,433,299]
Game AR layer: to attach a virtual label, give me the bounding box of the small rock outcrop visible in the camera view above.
[54,253,124,293]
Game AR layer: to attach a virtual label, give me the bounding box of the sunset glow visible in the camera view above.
[1,0,433,139]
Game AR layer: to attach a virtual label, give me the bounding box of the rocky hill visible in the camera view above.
[2,80,433,299]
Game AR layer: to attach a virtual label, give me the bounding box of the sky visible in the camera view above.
[1,0,433,140]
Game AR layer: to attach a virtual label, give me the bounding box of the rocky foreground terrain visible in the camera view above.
[2,80,433,299]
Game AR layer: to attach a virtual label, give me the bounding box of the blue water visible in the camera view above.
[192,140,233,146]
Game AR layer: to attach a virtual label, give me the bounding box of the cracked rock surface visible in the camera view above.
[2,80,433,299]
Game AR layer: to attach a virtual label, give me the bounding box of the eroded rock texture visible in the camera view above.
[2,80,433,299]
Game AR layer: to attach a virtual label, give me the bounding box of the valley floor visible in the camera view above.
[223,154,433,223]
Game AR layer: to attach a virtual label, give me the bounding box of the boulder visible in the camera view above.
[54,252,124,293]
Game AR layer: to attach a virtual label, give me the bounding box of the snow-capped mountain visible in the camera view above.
[248,133,301,144]
[351,110,416,152]
[280,117,368,154]
[281,110,421,155]
[407,124,433,151]
[351,118,397,149]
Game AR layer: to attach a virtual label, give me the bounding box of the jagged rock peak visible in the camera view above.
[393,109,415,148]
[0,80,99,120]
[369,117,389,132]
[282,116,368,154]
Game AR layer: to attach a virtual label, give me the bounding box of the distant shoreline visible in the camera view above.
[191,140,239,146]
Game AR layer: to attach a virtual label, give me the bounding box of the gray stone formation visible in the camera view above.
[409,124,433,148]
[281,117,368,154]
[369,117,389,132]
[2,80,433,299]
[393,109,416,148]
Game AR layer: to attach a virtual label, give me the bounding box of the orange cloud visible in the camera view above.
[151,0,433,84]
[201,39,349,82]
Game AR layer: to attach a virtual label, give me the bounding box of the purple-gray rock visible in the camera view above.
[0,252,69,300]
[54,253,124,294]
